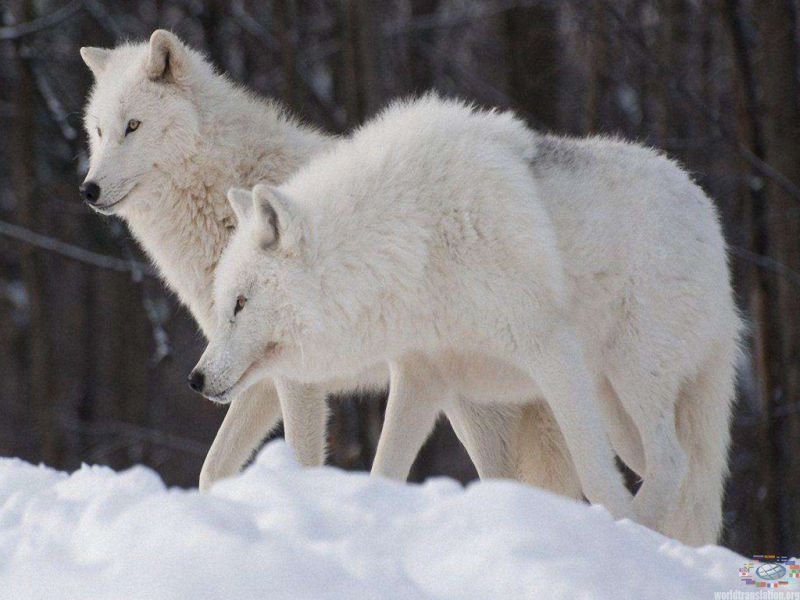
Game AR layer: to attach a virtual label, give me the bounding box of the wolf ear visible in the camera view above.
[252,184,302,250]
[80,47,110,77]
[146,30,187,83]
[227,187,254,223]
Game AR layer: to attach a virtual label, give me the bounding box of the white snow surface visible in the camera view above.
[0,441,744,600]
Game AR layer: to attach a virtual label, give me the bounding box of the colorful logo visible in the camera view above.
[740,556,800,588]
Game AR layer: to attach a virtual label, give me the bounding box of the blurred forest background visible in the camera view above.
[1,0,799,556]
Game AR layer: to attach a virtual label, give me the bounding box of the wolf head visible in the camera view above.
[190,184,315,403]
[80,30,208,215]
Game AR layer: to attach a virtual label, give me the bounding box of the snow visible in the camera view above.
[0,441,744,600]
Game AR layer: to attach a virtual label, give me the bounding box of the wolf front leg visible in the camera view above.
[516,326,633,520]
[199,378,282,491]
[371,356,443,481]
[274,378,329,467]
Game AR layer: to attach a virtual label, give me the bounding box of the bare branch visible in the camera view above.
[414,38,546,130]
[82,0,125,39]
[60,413,209,458]
[0,218,155,277]
[116,233,172,364]
[230,0,345,129]
[0,0,84,41]
[383,0,545,37]
[596,0,800,206]
[730,245,800,289]
[738,145,800,203]
[28,57,79,141]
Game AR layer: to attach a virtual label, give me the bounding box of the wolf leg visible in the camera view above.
[199,378,282,490]
[450,398,585,500]
[371,357,443,481]
[275,378,329,467]
[514,326,632,520]
[446,399,518,480]
[606,368,688,533]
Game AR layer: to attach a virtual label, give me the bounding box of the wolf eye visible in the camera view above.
[125,119,140,135]
[233,295,247,316]
[96,127,102,138]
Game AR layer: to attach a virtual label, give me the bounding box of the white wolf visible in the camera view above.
[191,96,742,536]
[79,31,580,501]
[192,96,637,520]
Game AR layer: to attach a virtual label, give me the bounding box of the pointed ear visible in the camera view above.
[227,187,254,224]
[145,30,187,83]
[80,47,110,77]
[252,184,302,250]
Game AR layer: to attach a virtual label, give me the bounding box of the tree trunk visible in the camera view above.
[274,0,301,113]
[335,0,383,127]
[505,4,560,129]
[200,0,228,69]
[753,0,800,551]
[8,0,61,466]
[585,2,612,133]
[407,0,440,92]
[723,0,793,552]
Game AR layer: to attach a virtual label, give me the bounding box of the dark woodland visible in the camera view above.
[1,0,800,557]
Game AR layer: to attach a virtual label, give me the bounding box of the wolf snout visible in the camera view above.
[80,181,101,205]
[188,369,205,393]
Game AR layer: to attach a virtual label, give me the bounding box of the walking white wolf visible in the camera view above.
[191,96,637,520]
[79,30,579,501]
[190,96,742,537]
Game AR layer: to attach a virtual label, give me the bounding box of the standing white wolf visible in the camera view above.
[191,96,741,538]
[192,96,635,520]
[79,31,580,502]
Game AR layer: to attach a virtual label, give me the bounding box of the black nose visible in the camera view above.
[80,181,101,205]
[188,370,205,393]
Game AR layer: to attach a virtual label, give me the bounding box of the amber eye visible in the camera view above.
[125,119,140,135]
[234,295,247,316]
[96,127,102,138]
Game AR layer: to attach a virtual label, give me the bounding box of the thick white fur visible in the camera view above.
[79,32,573,502]
[196,94,740,528]
[199,96,742,541]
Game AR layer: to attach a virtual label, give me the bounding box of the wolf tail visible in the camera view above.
[664,330,742,546]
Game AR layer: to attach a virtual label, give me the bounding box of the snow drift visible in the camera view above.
[0,442,744,600]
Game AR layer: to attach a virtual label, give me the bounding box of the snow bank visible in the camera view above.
[0,442,743,600]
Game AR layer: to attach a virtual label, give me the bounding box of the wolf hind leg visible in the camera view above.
[606,369,688,533]
[446,398,519,480]
[448,398,584,501]
[597,376,646,477]
[511,326,633,519]
[515,401,584,499]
